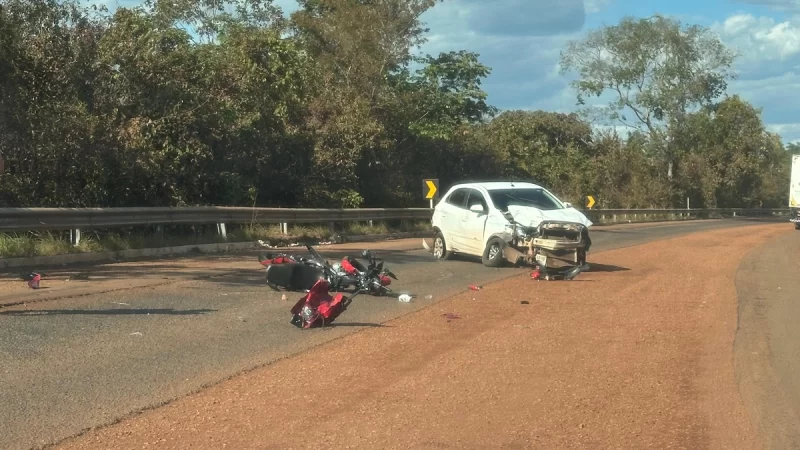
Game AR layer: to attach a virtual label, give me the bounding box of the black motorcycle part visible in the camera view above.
[347,256,368,272]
[265,263,326,291]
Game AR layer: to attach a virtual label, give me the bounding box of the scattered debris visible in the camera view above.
[281,294,288,301]
[469,285,482,291]
[442,313,460,321]
[129,332,143,336]
[257,239,275,248]
[424,295,433,300]
[520,301,530,305]
[398,294,412,303]
[26,273,41,289]
[112,302,130,306]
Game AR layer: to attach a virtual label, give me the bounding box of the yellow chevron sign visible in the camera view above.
[424,179,439,200]
[586,195,596,209]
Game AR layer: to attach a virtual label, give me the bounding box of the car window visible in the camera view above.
[487,188,564,211]
[466,189,488,211]
[445,188,468,208]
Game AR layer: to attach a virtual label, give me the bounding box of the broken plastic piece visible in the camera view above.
[27,273,41,289]
[398,294,412,303]
[469,285,482,291]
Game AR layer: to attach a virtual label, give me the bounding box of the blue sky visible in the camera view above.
[103,0,800,143]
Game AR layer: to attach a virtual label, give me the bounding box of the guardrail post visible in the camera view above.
[281,223,288,235]
[70,229,81,247]
[368,220,373,227]
[217,223,227,240]
[328,221,336,234]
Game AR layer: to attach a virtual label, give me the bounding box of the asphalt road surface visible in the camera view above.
[0,218,787,450]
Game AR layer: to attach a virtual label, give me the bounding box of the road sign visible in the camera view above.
[586,195,596,209]
[423,179,439,200]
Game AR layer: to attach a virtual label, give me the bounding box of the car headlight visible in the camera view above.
[541,222,581,232]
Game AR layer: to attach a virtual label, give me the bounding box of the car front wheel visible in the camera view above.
[432,231,451,260]
[482,237,506,268]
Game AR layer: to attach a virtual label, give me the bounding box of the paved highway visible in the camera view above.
[0,218,787,450]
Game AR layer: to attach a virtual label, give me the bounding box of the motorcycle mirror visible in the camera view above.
[386,270,398,280]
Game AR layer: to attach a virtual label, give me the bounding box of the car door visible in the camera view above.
[460,188,490,255]
[440,188,469,251]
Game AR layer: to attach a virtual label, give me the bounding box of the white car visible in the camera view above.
[425,181,593,270]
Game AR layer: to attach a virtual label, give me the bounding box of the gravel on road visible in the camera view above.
[55,223,787,449]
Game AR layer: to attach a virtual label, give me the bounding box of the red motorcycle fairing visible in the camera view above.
[379,274,391,286]
[259,254,295,266]
[340,257,359,275]
[290,279,349,328]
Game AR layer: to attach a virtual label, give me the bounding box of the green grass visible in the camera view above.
[0,220,433,259]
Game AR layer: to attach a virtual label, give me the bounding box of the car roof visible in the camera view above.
[448,181,544,191]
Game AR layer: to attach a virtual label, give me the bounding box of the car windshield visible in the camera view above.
[487,188,564,211]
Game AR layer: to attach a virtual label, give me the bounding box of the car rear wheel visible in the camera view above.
[433,231,451,260]
[482,237,506,268]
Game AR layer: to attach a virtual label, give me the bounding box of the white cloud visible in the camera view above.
[711,13,800,141]
[714,14,800,64]
[417,0,612,112]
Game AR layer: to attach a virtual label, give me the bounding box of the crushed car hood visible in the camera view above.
[506,205,593,228]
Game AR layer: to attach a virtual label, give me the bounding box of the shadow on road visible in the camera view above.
[326,322,389,328]
[587,263,630,273]
[0,308,217,316]
[0,249,436,285]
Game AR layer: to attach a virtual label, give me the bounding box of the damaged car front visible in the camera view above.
[423,181,594,279]
[482,185,593,278]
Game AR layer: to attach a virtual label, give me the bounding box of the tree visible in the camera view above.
[480,110,593,200]
[407,50,497,140]
[288,0,441,207]
[559,14,737,181]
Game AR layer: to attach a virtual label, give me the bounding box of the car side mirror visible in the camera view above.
[564,202,572,208]
[469,204,485,213]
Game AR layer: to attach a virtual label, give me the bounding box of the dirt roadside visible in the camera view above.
[53,223,787,449]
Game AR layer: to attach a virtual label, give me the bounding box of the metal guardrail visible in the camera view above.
[581,208,789,220]
[0,207,789,245]
[0,206,789,232]
[0,206,434,232]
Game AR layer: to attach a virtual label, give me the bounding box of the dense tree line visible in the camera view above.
[0,0,791,209]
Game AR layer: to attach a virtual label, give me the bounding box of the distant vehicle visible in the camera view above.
[789,155,800,229]
[422,181,593,279]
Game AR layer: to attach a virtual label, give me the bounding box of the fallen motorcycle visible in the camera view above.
[504,216,588,280]
[338,250,397,296]
[289,278,355,328]
[262,245,398,295]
